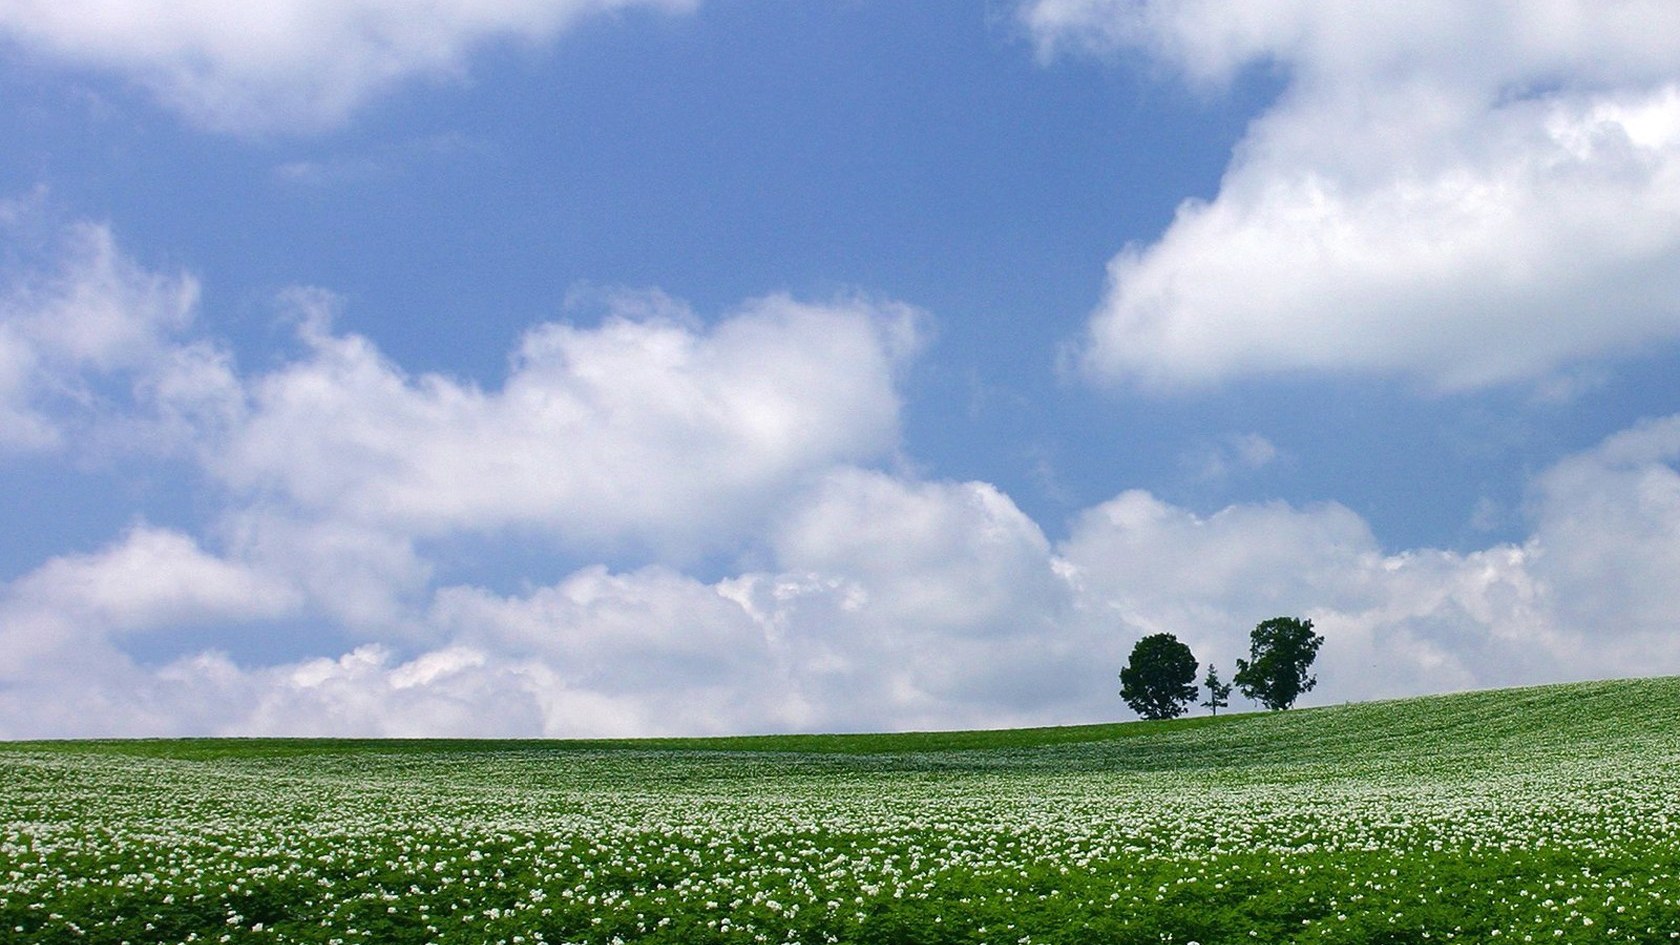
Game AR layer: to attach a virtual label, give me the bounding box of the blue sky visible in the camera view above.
[2,1,1679,737]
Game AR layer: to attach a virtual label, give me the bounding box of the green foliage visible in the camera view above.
[1233,615,1325,710]
[1201,663,1233,715]
[1119,632,1200,720]
[3,677,1679,945]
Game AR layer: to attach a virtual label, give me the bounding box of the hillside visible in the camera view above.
[3,676,1678,944]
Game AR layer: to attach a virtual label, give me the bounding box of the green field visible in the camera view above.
[4,677,1679,944]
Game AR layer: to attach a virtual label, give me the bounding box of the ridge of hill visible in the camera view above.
[9,674,1676,766]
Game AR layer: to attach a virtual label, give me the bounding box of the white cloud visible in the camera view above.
[215,290,921,557]
[1183,432,1283,482]
[7,206,1680,736]
[773,469,1063,636]
[1023,1,1680,87]
[0,211,939,737]
[762,469,1084,729]
[1023,1,1680,391]
[234,645,552,738]
[0,525,301,737]
[1053,417,1680,705]
[1058,495,1525,706]
[437,565,771,682]
[432,568,801,736]
[0,216,214,452]
[414,472,1083,736]
[0,0,698,133]
[0,468,1091,737]
[1059,490,1383,636]
[8,410,1680,737]
[0,212,919,564]
[217,510,433,634]
[1523,415,1680,663]
[4,525,299,636]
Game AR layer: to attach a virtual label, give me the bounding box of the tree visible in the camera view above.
[1201,663,1232,716]
[1119,633,1199,720]
[1233,616,1324,710]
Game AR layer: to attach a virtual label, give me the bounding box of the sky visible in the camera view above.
[1,0,1679,737]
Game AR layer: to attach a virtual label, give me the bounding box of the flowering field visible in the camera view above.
[3,678,1679,945]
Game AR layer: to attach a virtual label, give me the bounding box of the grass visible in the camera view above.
[3,710,1240,761]
[3,676,1678,944]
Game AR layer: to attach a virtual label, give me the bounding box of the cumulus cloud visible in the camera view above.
[1059,490,1384,644]
[0,470,1086,738]
[773,469,1063,637]
[0,0,697,133]
[14,415,1680,739]
[1522,415,1680,664]
[217,471,1085,738]
[760,469,1083,730]
[214,289,920,558]
[431,565,793,735]
[3,525,299,637]
[0,215,918,560]
[6,209,1680,738]
[0,526,301,737]
[217,510,433,634]
[1023,0,1680,391]
[0,213,942,737]
[1053,413,1680,706]
[1057,492,1572,704]
[0,213,223,452]
[0,422,1652,741]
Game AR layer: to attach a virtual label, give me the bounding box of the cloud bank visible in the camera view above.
[0,0,696,132]
[1024,0,1680,391]
[217,290,919,557]
[4,218,1680,737]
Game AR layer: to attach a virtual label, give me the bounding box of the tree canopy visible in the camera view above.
[1233,616,1324,710]
[1119,633,1199,720]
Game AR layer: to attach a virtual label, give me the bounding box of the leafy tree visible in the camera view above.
[1233,616,1324,710]
[1119,633,1199,720]
[1201,663,1232,716]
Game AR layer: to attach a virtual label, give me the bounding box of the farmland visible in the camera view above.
[3,677,1679,944]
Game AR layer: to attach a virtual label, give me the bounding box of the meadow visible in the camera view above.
[3,677,1678,944]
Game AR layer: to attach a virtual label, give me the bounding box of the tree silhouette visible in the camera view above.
[1233,616,1324,710]
[1120,633,1199,720]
